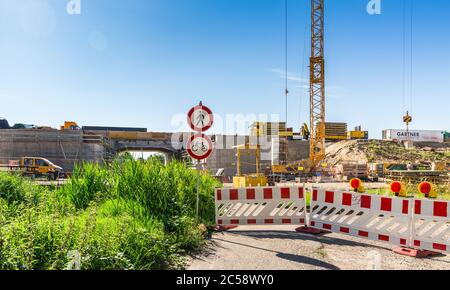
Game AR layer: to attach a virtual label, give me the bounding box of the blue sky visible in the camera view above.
[0,0,449,138]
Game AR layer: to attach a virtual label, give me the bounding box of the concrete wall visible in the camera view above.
[0,129,105,172]
[207,135,309,179]
[287,140,310,162]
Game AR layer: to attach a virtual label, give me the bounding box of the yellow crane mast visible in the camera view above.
[309,0,326,170]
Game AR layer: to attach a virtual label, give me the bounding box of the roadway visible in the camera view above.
[188,225,450,270]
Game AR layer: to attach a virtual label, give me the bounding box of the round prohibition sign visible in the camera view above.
[186,134,213,161]
[187,105,214,132]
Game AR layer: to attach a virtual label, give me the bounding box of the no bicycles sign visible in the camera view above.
[186,134,213,161]
[186,102,214,161]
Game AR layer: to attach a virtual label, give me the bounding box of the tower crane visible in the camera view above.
[309,0,326,170]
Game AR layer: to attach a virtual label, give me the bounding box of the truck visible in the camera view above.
[3,157,63,180]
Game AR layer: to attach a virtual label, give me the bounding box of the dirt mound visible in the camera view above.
[324,140,449,166]
[324,140,367,167]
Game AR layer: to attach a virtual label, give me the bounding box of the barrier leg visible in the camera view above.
[392,247,442,258]
[214,225,238,232]
[295,226,327,235]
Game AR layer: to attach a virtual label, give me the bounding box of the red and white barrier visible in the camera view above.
[215,186,306,226]
[412,199,450,253]
[309,189,412,247]
[214,185,450,257]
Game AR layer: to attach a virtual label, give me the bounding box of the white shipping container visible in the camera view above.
[382,129,444,143]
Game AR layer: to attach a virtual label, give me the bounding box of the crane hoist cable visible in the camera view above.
[298,0,309,127]
[402,0,414,131]
[409,0,414,116]
[284,0,289,125]
[402,0,406,114]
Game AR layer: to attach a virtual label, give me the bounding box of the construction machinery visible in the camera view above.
[3,157,63,180]
[270,163,306,184]
[233,143,268,188]
[301,123,310,140]
[348,126,369,140]
[60,121,80,130]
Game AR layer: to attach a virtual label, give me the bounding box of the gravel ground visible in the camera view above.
[188,226,450,270]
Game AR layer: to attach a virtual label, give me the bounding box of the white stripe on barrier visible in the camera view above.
[215,186,306,226]
[309,189,412,247]
[412,199,450,253]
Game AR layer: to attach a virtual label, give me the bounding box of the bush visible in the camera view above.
[0,157,221,270]
[0,172,30,206]
[58,163,110,210]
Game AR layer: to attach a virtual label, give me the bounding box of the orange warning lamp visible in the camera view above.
[390,181,406,197]
[418,182,437,199]
[350,178,364,193]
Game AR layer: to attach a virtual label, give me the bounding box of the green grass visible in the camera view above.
[362,140,448,163]
[0,156,221,270]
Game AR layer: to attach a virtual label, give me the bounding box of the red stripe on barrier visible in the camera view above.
[415,200,422,215]
[299,187,304,199]
[400,239,407,246]
[342,193,352,206]
[323,224,332,230]
[378,235,390,242]
[264,188,273,199]
[231,220,239,225]
[402,200,409,214]
[230,189,239,201]
[217,190,222,201]
[434,202,448,218]
[325,191,334,204]
[281,188,290,199]
[414,240,421,247]
[264,219,274,224]
[247,219,257,224]
[313,190,318,201]
[340,227,350,233]
[361,196,371,209]
[358,231,369,238]
[433,243,447,252]
[246,188,256,200]
[282,219,292,224]
[380,198,392,212]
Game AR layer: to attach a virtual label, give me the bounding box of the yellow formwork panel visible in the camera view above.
[233,175,269,188]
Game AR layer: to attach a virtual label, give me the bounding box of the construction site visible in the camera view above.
[1,120,448,186]
[1,0,450,273]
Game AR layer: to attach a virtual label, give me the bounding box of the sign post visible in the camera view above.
[187,102,214,220]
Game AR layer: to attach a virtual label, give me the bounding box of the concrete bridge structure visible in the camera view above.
[0,128,309,178]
